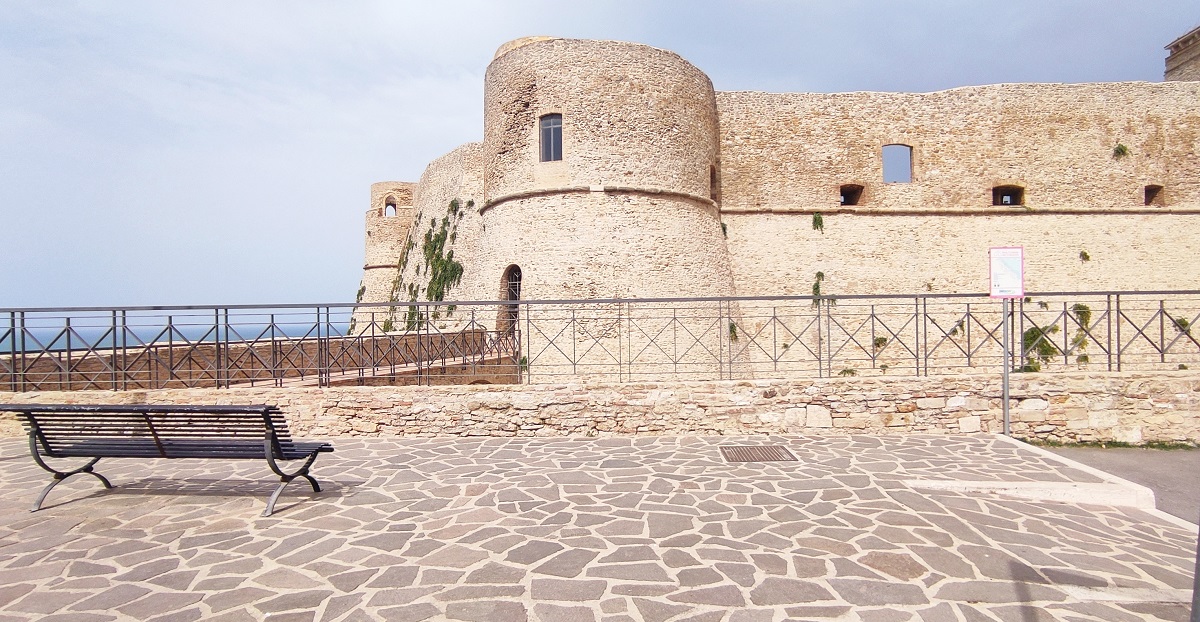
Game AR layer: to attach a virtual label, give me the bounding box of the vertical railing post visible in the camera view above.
[17,312,26,392]
[1106,295,1113,371]
[64,316,72,391]
[1160,299,1167,363]
[815,297,823,378]
[1062,301,1070,366]
[965,303,973,368]
[524,301,532,384]
[921,298,928,376]
[270,313,280,387]
[9,311,18,392]
[320,306,329,387]
[119,310,128,390]
[1115,295,1122,372]
[223,308,232,389]
[111,310,119,391]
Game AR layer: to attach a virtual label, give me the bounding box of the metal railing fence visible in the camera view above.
[2,290,1198,392]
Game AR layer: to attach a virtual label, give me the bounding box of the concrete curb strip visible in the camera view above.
[993,434,1199,530]
[903,479,1157,509]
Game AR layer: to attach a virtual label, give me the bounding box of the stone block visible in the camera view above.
[958,415,981,433]
[806,405,833,428]
[1089,411,1120,429]
[1018,398,1049,411]
[915,397,945,409]
[966,398,990,411]
[1113,426,1143,444]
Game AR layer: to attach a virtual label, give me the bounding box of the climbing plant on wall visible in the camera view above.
[386,198,471,331]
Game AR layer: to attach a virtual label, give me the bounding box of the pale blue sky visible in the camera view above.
[1,1,1194,307]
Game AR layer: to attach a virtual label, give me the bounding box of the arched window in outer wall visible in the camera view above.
[882,144,913,183]
[384,203,397,217]
[540,114,562,162]
[500,265,522,333]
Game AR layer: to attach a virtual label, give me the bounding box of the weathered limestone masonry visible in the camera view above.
[357,34,1200,325]
[3,372,1197,444]
[357,181,413,312]
[719,83,1200,295]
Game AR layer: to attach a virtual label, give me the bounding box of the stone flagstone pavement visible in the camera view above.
[0,434,1195,621]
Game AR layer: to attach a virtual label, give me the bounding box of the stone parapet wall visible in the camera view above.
[3,372,1196,445]
[718,82,1200,213]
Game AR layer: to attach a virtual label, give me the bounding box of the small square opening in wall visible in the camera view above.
[720,445,797,462]
[840,184,864,206]
[993,185,1024,206]
[1145,184,1164,206]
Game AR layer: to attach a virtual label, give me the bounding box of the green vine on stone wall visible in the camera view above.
[386,198,471,331]
[1018,324,1060,372]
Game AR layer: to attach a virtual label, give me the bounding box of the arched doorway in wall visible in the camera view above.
[499,265,522,334]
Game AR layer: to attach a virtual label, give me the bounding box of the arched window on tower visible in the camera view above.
[384,203,397,217]
[540,114,562,162]
[499,265,522,335]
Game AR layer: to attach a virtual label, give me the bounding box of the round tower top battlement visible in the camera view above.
[369,181,414,218]
[482,37,719,203]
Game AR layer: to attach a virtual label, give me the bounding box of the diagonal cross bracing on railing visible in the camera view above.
[4,291,1200,391]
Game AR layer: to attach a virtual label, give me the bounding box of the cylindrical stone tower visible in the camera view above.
[474,38,740,379]
[475,37,735,301]
[358,181,413,308]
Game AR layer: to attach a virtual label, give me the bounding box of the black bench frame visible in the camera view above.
[0,404,333,517]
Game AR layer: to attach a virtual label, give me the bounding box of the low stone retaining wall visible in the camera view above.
[1,372,1198,444]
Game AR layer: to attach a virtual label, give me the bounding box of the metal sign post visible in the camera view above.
[989,247,1024,436]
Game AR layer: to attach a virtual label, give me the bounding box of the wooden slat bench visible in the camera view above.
[0,404,334,517]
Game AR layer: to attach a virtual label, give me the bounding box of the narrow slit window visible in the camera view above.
[1145,184,1164,206]
[992,185,1024,206]
[709,164,720,203]
[540,114,562,162]
[882,144,912,183]
[840,184,864,206]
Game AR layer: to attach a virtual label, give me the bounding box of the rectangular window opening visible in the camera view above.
[1145,184,1164,206]
[993,185,1024,206]
[540,114,562,162]
[882,144,913,183]
[840,184,864,206]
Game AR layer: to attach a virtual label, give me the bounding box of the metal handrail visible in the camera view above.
[3,290,1200,391]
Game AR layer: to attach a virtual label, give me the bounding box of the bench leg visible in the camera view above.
[32,462,113,512]
[261,448,323,517]
[28,433,114,511]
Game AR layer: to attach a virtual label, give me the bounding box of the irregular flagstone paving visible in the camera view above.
[0,434,1194,622]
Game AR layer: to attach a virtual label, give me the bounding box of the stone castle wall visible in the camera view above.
[717,83,1199,213]
[724,212,1200,296]
[3,372,1198,444]
[357,36,1200,344]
